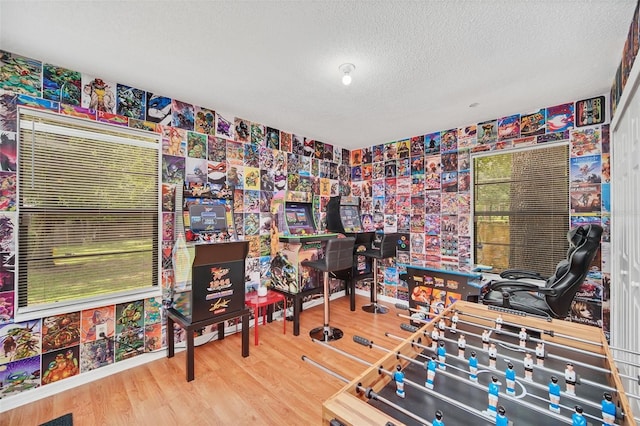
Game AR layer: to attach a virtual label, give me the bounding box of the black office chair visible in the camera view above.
[481,224,603,319]
[360,233,399,314]
[301,237,356,341]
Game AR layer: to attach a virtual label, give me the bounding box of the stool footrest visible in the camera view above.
[310,326,343,342]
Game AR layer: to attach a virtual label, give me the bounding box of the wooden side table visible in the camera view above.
[245,290,286,345]
[166,307,250,381]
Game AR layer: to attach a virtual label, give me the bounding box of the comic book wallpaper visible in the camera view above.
[1,15,637,398]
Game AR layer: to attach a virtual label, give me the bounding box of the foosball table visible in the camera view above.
[321,301,634,426]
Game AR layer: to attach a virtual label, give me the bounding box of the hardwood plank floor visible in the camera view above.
[3,295,406,426]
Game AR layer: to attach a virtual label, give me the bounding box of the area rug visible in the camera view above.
[39,413,73,426]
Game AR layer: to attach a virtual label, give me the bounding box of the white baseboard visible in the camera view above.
[1,290,350,413]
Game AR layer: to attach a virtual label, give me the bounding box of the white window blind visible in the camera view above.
[17,108,161,318]
[473,144,570,277]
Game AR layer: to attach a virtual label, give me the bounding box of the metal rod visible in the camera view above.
[301,355,350,383]
[311,338,369,366]
[612,357,640,369]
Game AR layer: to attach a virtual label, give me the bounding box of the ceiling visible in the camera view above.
[1,1,637,150]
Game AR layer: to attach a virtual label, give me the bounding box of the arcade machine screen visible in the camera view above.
[183,198,231,242]
[339,204,363,233]
[284,202,316,235]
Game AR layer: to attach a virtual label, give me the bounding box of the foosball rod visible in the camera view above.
[301,355,435,426]
[387,328,602,411]
[396,310,611,374]
[349,335,573,425]
[608,345,640,356]
[396,304,608,361]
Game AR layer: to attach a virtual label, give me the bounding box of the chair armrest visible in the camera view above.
[489,280,557,296]
[499,269,545,280]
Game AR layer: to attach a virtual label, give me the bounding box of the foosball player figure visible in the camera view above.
[437,340,447,370]
[426,355,437,389]
[431,327,440,350]
[572,405,586,426]
[457,334,466,357]
[488,342,498,369]
[482,329,491,350]
[432,410,445,426]
[394,364,405,398]
[450,310,459,333]
[487,375,500,417]
[601,392,616,426]
[495,405,508,426]
[518,327,528,347]
[495,314,503,333]
[535,342,545,366]
[565,363,576,395]
[505,362,516,396]
[523,352,534,381]
[548,376,561,413]
[468,351,478,382]
[438,317,446,334]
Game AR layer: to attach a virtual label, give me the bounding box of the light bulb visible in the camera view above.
[342,73,352,86]
[339,63,355,86]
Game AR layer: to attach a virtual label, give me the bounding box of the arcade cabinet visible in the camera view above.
[167,181,250,381]
[325,195,375,311]
[269,190,339,335]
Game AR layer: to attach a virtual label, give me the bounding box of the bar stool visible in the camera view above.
[301,237,356,342]
[360,233,399,314]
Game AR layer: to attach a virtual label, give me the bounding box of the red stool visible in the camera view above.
[245,290,286,345]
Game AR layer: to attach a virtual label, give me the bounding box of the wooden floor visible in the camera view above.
[3,294,406,426]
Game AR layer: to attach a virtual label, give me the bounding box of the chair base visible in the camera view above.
[309,326,343,342]
[362,303,389,314]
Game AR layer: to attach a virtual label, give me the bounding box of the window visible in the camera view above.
[17,108,160,319]
[473,144,569,276]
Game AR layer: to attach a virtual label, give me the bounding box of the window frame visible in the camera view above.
[470,142,570,275]
[15,107,162,322]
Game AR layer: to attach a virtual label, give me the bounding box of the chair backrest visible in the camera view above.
[545,224,603,317]
[370,233,398,258]
[321,237,356,272]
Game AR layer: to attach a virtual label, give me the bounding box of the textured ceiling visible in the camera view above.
[1,0,636,149]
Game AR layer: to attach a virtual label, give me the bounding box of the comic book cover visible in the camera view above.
[410,195,424,214]
[252,123,266,146]
[384,177,397,196]
[601,153,610,183]
[81,76,116,113]
[170,99,194,131]
[43,63,81,105]
[225,140,243,166]
[411,156,424,175]
[424,132,441,154]
[458,236,471,263]
[537,130,570,144]
[440,129,457,152]
[371,162,384,180]
[384,160,396,178]
[512,136,537,147]
[570,155,601,184]
[383,214,397,233]
[396,177,411,194]
[214,111,234,140]
[276,131,291,152]
[601,213,611,242]
[300,138,313,157]
[412,174,425,193]
[478,119,498,144]
[426,172,440,190]
[146,92,171,125]
[116,84,146,120]
[243,143,259,168]
[397,213,411,232]
[425,191,440,214]
[392,140,407,160]
[457,125,477,148]
[384,141,397,161]
[441,215,458,234]
[0,51,42,96]
[233,117,250,142]
[576,96,605,127]
[0,171,15,211]
[397,158,410,177]
[0,354,41,396]
[96,111,127,126]
[602,124,610,153]
[313,140,324,159]
[129,118,157,132]
[42,312,81,353]
[396,194,411,215]
[546,102,574,132]
[570,127,601,157]
[41,345,81,384]
[425,214,439,235]
[411,233,425,254]
[457,149,470,172]
[601,183,610,212]
[361,164,373,181]
[576,275,603,301]
[458,170,470,192]
[458,214,470,236]
[497,114,520,141]
[0,320,41,364]
[144,322,162,352]
[569,298,602,327]
[441,152,457,172]
[570,183,601,213]
[410,135,425,157]
[494,140,513,151]
[384,195,396,215]
[206,136,225,162]
[162,127,185,156]
[440,192,457,215]
[457,193,471,214]
[79,337,113,373]
[265,127,280,150]
[520,109,546,136]
[80,306,115,343]
[441,171,458,193]
[441,234,458,257]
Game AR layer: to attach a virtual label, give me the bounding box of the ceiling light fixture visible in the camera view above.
[339,63,355,86]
